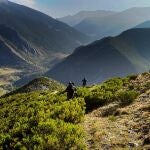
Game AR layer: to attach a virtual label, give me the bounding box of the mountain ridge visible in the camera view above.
[74,7,150,39]
[47,28,150,84]
[58,10,116,26]
[0,1,91,69]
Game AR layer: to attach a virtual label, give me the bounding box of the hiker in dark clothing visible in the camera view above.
[82,78,87,87]
[65,82,76,100]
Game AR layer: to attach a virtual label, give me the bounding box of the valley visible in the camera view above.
[0,1,150,149]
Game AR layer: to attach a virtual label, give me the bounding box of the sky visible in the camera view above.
[9,0,150,18]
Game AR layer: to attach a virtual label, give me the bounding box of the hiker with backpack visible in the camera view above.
[65,81,76,100]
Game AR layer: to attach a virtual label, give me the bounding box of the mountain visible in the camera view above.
[135,20,150,28]
[0,24,39,69]
[74,7,150,39]
[0,1,91,68]
[47,28,150,84]
[58,10,116,27]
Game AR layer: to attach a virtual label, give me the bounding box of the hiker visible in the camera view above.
[65,81,76,100]
[82,77,87,87]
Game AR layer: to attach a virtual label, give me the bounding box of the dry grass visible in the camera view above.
[82,73,150,149]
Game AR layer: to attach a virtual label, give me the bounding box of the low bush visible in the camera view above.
[127,74,138,81]
[84,91,114,111]
[50,98,85,123]
[76,78,125,112]
[0,91,86,149]
[145,82,150,90]
[115,90,138,107]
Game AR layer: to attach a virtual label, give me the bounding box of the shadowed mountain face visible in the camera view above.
[74,7,150,40]
[47,28,150,84]
[0,25,37,55]
[0,24,39,69]
[58,10,116,27]
[0,1,91,68]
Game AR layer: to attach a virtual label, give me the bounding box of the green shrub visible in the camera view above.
[142,72,149,76]
[50,98,85,123]
[76,78,124,112]
[122,77,130,86]
[0,91,86,149]
[145,82,150,89]
[116,90,138,107]
[76,87,90,98]
[103,78,124,92]
[84,91,114,111]
[128,85,135,90]
[127,74,138,81]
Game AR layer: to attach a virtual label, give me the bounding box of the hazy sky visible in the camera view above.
[9,0,150,18]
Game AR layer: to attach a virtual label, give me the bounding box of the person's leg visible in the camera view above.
[71,92,75,99]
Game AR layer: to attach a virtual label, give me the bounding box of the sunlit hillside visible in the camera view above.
[0,72,149,149]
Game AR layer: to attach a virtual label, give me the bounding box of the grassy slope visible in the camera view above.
[5,77,65,97]
[82,72,150,149]
[0,72,149,149]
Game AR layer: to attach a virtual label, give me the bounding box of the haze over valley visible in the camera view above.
[0,0,150,87]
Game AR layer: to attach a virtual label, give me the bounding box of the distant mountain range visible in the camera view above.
[68,7,150,40]
[47,28,150,84]
[58,10,116,27]
[0,0,91,70]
